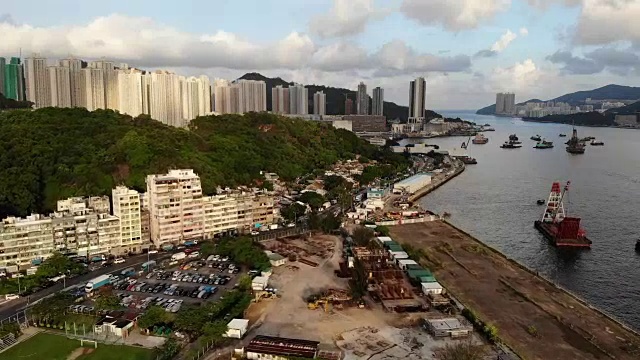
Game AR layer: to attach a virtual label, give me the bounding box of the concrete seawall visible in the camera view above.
[443,219,640,337]
[407,162,466,203]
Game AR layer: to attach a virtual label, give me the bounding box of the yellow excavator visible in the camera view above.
[307,299,330,312]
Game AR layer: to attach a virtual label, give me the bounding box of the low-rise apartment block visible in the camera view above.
[112,186,143,254]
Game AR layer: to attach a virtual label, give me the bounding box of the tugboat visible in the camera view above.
[531,134,542,141]
[534,139,554,149]
[501,140,522,149]
[566,127,586,154]
[460,156,478,164]
[590,140,604,146]
[559,133,567,137]
[534,181,592,248]
[472,134,489,144]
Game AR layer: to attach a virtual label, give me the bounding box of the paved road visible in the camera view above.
[0,252,168,320]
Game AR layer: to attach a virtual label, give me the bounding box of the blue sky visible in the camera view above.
[2,0,640,109]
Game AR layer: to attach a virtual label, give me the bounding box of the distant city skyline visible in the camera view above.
[3,1,638,109]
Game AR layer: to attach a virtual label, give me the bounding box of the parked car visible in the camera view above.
[114,258,125,264]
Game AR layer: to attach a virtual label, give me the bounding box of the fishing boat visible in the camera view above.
[534,181,592,248]
[472,134,489,144]
[530,135,542,141]
[509,134,519,141]
[590,140,604,146]
[460,156,477,164]
[537,199,546,205]
[483,127,495,132]
[566,127,586,154]
[501,140,522,149]
[534,139,554,149]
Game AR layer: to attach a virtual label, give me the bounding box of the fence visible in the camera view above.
[0,309,28,329]
[254,226,309,242]
[0,333,17,351]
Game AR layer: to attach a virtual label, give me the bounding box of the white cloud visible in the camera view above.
[573,0,640,45]
[400,0,511,31]
[519,27,529,36]
[491,30,518,52]
[311,42,370,71]
[373,40,472,75]
[527,0,582,9]
[491,59,542,90]
[309,0,389,38]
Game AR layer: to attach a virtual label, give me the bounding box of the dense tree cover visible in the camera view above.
[298,191,326,210]
[29,292,75,323]
[174,289,251,338]
[0,107,397,218]
[308,212,342,233]
[280,203,306,222]
[216,236,271,271]
[358,164,399,185]
[352,227,374,247]
[138,305,174,330]
[94,291,121,311]
[0,252,86,295]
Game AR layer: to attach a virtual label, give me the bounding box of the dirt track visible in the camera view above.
[390,221,640,360]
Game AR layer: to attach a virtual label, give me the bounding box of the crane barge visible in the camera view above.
[534,181,592,248]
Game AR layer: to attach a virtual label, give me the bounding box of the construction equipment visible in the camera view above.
[253,290,278,303]
[307,299,330,312]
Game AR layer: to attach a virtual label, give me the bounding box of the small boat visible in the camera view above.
[537,199,546,205]
[534,139,554,149]
[483,127,495,132]
[559,134,567,137]
[460,156,477,164]
[472,134,489,144]
[590,140,604,146]
[531,135,542,141]
[501,141,522,149]
[483,123,491,127]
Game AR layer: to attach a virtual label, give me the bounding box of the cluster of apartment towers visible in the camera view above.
[0,169,276,269]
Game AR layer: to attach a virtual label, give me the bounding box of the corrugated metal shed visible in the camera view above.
[387,243,404,252]
[407,268,432,280]
[376,236,393,243]
[419,275,437,283]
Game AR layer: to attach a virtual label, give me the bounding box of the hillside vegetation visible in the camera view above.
[0,108,407,218]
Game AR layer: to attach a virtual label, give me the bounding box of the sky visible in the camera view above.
[2,0,640,109]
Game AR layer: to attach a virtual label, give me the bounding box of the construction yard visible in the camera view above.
[245,233,500,359]
[390,221,640,360]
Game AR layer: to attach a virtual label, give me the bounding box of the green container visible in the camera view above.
[420,275,437,283]
[387,244,404,252]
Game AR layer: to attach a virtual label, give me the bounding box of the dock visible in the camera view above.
[390,221,640,360]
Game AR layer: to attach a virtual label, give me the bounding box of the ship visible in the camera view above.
[501,140,522,149]
[534,181,592,248]
[636,239,640,253]
[482,127,495,131]
[509,134,519,141]
[472,134,489,144]
[590,140,604,146]
[566,127,586,154]
[460,156,477,164]
[534,139,554,149]
[530,135,542,141]
[559,133,567,137]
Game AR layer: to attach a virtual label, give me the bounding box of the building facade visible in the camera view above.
[48,66,72,108]
[150,71,182,127]
[118,69,144,117]
[112,186,143,254]
[237,79,267,113]
[313,91,326,115]
[409,77,426,121]
[24,55,51,108]
[495,92,515,115]
[357,82,368,115]
[272,85,290,114]
[4,57,26,101]
[0,57,5,95]
[372,87,384,116]
[288,83,308,115]
[344,97,353,115]
[83,68,106,111]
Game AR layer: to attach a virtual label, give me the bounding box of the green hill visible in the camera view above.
[239,72,441,121]
[522,112,614,126]
[0,108,408,218]
[605,100,640,115]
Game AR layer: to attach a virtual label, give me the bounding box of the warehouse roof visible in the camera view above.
[394,173,432,187]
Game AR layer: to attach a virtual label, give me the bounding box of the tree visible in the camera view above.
[29,292,74,322]
[94,291,121,311]
[320,213,342,233]
[349,258,368,300]
[216,236,270,271]
[236,274,252,292]
[174,305,208,336]
[281,203,306,222]
[298,191,325,210]
[200,242,216,258]
[352,226,374,247]
[138,306,171,330]
[437,341,486,360]
[155,338,182,360]
[376,226,390,237]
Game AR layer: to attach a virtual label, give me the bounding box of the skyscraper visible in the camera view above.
[495,92,516,115]
[213,79,231,114]
[181,76,200,122]
[357,82,368,115]
[288,83,308,115]
[4,57,26,101]
[372,87,384,116]
[408,77,426,121]
[118,69,143,117]
[345,97,353,115]
[59,57,84,108]
[272,85,290,114]
[47,66,72,108]
[0,57,5,95]
[237,79,266,113]
[150,71,182,127]
[82,68,105,111]
[24,55,51,108]
[197,75,212,116]
[313,91,326,115]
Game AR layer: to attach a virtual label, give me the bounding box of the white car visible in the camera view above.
[148,250,158,254]
[114,258,125,264]
[4,294,19,300]
[188,251,200,258]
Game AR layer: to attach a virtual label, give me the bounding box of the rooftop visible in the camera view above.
[246,335,320,359]
[425,317,472,331]
[394,173,432,187]
[227,318,249,330]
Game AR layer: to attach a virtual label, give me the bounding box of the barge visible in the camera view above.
[534,181,592,248]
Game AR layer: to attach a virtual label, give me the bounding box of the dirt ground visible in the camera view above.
[390,221,640,360]
[246,233,501,359]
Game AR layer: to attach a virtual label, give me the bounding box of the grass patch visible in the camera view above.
[1,333,154,360]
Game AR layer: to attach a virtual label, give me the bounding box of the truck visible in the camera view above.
[85,274,111,293]
[121,267,136,277]
[171,252,186,261]
[142,260,156,271]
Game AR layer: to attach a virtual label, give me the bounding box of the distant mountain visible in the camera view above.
[476,84,640,115]
[476,99,542,115]
[238,73,441,122]
[605,100,640,115]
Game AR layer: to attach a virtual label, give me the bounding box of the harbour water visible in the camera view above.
[409,110,640,330]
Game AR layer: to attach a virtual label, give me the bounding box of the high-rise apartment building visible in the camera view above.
[237,79,266,113]
[271,85,290,114]
[213,79,243,114]
[82,68,106,111]
[0,57,5,95]
[409,77,426,121]
[313,91,326,115]
[141,73,152,115]
[118,68,143,117]
[24,55,51,108]
[289,83,308,115]
[48,66,72,108]
[197,75,212,116]
[495,92,516,115]
[181,76,199,122]
[4,57,26,101]
[89,60,118,110]
[59,58,84,108]
[372,87,384,116]
[146,169,205,246]
[345,97,353,115]
[357,82,369,115]
[150,71,182,127]
[112,186,143,254]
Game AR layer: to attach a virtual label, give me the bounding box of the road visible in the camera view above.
[0,252,168,320]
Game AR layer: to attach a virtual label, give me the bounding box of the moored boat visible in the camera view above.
[501,140,522,149]
[566,127,586,154]
[534,139,554,149]
[531,135,542,141]
[472,134,489,144]
[590,140,604,146]
[559,133,567,137]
